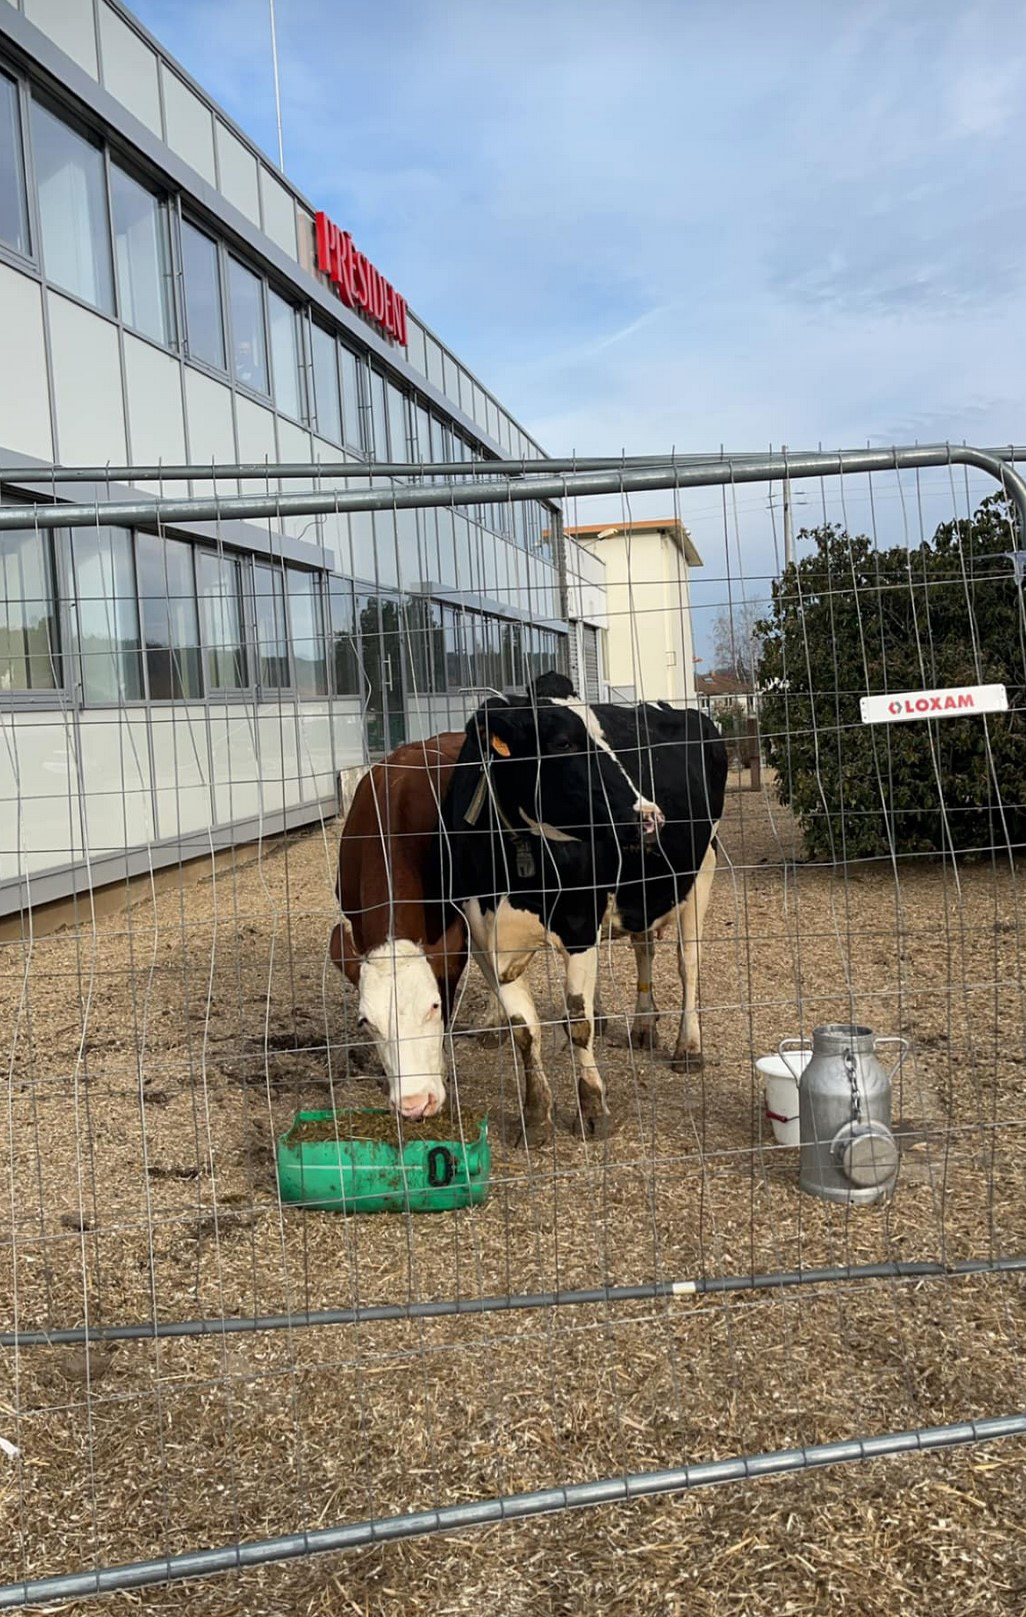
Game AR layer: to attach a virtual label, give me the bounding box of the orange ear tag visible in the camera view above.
[490,734,511,757]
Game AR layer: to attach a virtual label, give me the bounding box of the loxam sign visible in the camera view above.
[314,211,408,347]
[860,684,1008,725]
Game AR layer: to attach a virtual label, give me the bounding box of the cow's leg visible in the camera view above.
[630,935,660,1050]
[592,971,608,1039]
[671,837,718,1072]
[465,899,553,1144]
[473,988,507,1049]
[564,945,610,1138]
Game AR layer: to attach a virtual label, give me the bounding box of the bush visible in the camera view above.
[756,498,1026,861]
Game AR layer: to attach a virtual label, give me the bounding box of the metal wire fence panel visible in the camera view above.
[3,449,1026,1609]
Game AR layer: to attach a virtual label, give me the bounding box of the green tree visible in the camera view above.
[756,498,1026,861]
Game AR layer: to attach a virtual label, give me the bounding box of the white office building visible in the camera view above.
[0,0,571,916]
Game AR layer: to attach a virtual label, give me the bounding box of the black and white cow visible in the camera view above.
[531,672,728,1071]
[441,691,665,1142]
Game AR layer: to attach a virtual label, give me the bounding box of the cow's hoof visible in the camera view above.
[518,1113,554,1150]
[672,1049,704,1073]
[576,1083,611,1140]
[631,1019,660,1051]
[583,1108,612,1141]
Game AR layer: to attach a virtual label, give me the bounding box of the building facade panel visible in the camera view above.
[0,0,577,917]
[160,65,216,185]
[23,0,98,78]
[47,291,129,464]
[0,262,52,460]
[97,2,161,136]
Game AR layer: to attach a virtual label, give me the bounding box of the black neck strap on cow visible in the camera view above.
[462,765,535,877]
[462,767,581,846]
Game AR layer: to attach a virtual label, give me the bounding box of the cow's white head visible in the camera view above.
[356,939,447,1120]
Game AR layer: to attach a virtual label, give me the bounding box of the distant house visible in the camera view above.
[565,519,702,706]
[695,670,759,718]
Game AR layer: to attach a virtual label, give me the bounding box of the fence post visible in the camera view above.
[747,716,761,791]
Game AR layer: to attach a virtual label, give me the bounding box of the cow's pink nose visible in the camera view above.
[639,801,664,839]
[398,1091,441,1121]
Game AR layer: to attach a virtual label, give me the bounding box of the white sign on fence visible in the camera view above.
[860,683,1008,725]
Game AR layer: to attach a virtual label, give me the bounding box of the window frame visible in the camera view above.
[226,251,271,401]
[65,525,145,709]
[284,564,330,698]
[196,544,251,697]
[251,559,294,695]
[337,341,366,452]
[267,284,307,425]
[309,317,342,445]
[28,90,116,318]
[134,529,205,703]
[0,525,64,701]
[328,574,363,699]
[109,157,178,351]
[178,210,228,375]
[0,67,31,265]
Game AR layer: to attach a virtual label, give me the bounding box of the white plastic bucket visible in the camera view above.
[756,1049,812,1146]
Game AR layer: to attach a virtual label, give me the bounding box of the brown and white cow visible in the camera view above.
[329,735,468,1121]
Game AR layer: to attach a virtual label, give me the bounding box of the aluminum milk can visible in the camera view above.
[781,1023,907,1205]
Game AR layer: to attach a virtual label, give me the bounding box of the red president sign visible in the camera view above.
[314,211,408,347]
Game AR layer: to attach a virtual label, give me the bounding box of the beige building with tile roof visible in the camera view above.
[565,519,702,705]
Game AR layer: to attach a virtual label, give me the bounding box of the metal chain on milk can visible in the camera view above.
[843,1046,862,1124]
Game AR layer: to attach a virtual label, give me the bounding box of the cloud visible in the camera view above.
[129,0,1026,656]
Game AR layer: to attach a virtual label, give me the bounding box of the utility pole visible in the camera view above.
[782,443,794,570]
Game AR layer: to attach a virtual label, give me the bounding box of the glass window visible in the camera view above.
[386,382,408,464]
[442,606,465,691]
[197,550,246,690]
[0,530,59,691]
[0,73,29,256]
[228,257,269,394]
[500,620,523,691]
[181,220,225,369]
[480,614,502,691]
[368,369,388,459]
[403,596,443,694]
[328,576,361,695]
[427,414,444,482]
[338,344,362,448]
[311,323,341,443]
[414,403,430,465]
[30,99,113,312]
[136,533,203,700]
[254,563,289,688]
[268,289,303,421]
[71,528,143,703]
[110,165,175,347]
[286,569,328,697]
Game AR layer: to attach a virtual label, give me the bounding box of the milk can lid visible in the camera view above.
[841,1127,899,1187]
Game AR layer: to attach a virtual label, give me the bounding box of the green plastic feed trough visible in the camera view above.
[276,1108,491,1214]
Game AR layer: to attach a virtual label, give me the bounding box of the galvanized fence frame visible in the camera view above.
[2,442,1026,1605]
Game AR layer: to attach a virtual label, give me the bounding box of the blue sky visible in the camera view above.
[131,0,1026,660]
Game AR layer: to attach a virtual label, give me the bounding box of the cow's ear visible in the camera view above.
[472,699,516,759]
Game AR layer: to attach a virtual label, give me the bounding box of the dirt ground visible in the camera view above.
[3,772,1026,1615]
